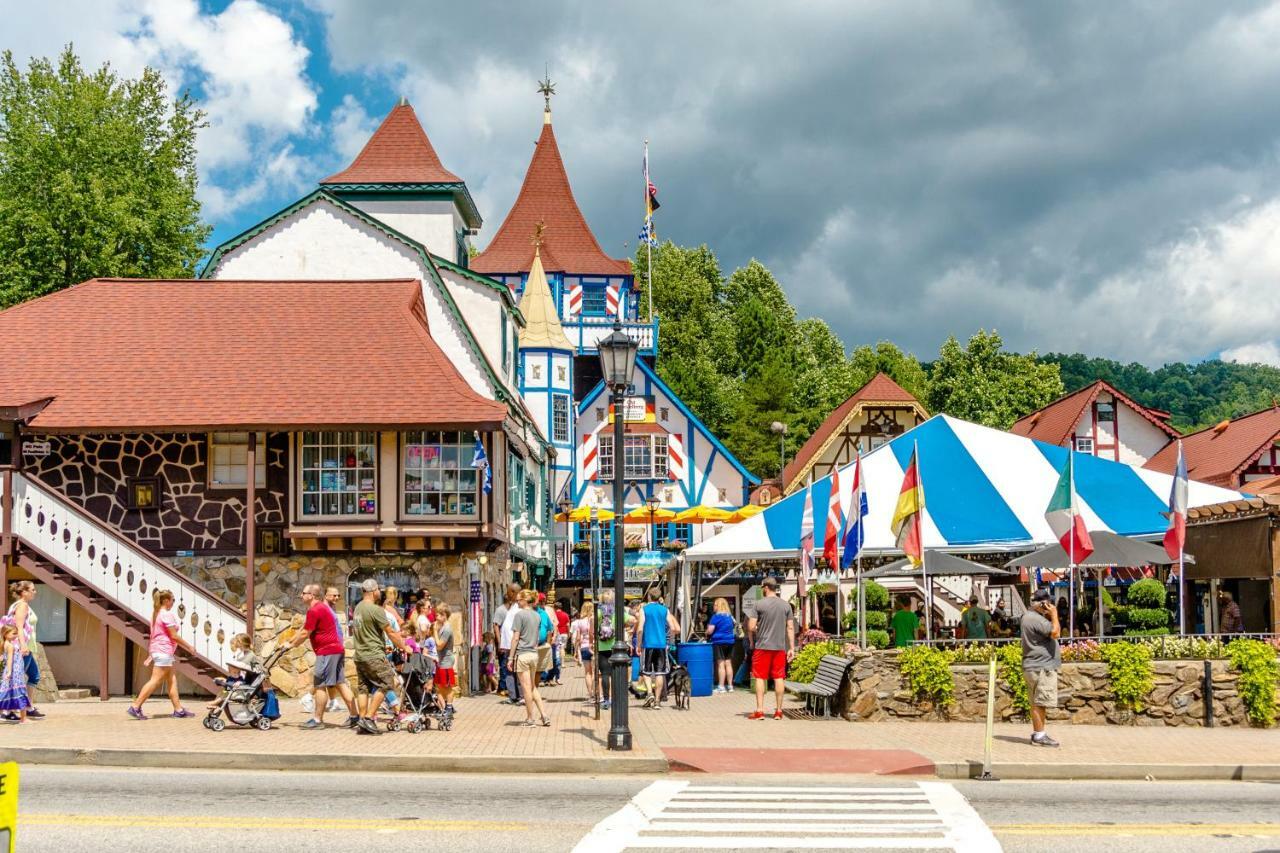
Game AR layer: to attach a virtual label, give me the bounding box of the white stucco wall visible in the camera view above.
[440,267,519,398]
[344,198,465,264]
[210,200,495,402]
[1070,393,1170,465]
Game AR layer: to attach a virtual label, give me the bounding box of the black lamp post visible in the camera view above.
[557,498,572,581]
[598,320,639,751]
[646,493,660,550]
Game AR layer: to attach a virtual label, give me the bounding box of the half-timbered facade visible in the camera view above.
[1011,380,1179,466]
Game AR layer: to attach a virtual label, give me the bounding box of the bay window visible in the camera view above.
[403,431,479,517]
[596,433,669,479]
[299,431,377,518]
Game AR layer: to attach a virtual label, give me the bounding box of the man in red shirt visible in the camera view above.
[283,583,359,729]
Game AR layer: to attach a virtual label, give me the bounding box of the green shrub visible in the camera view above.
[1139,636,1226,660]
[1100,640,1154,710]
[848,580,890,611]
[1125,607,1171,629]
[1126,578,1166,608]
[1123,626,1170,637]
[1227,639,1280,727]
[843,609,888,631]
[996,644,1029,715]
[898,646,955,706]
[950,643,999,663]
[864,629,890,649]
[788,640,843,683]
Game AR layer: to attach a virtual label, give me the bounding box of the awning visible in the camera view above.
[684,414,1243,562]
[866,551,1020,579]
[1005,530,1191,570]
[1185,516,1272,580]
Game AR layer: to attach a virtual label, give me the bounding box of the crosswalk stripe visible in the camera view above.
[573,780,1003,852]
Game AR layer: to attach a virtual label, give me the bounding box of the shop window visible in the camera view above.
[208,432,267,489]
[299,431,378,519]
[402,431,478,518]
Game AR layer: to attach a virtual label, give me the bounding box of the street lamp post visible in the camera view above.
[558,498,572,583]
[598,320,639,752]
[646,493,660,551]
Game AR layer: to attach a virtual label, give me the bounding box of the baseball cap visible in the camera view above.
[761,576,780,590]
[1031,587,1052,603]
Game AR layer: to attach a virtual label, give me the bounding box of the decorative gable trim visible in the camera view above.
[783,398,929,494]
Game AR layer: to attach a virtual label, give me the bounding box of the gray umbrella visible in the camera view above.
[865,551,1020,579]
[1004,530,1194,569]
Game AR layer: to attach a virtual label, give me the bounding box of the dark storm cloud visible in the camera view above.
[308,0,1280,364]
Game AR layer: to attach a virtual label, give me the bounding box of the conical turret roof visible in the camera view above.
[473,119,629,275]
[518,247,573,351]
[321,102,462,184]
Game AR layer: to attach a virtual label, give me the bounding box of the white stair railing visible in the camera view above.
[4,472,243,670]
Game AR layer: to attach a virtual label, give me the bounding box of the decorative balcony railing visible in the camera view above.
[3,472,245,670]
[565,317,659,356]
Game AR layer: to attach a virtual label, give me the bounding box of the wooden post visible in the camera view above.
[1,468,11,595]
[245,432,257,629]
[99,622,110,700]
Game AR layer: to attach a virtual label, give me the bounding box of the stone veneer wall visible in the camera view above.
[842,651,1250,727]
[168,551,510,697]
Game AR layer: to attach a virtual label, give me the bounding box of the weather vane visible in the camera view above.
[537,65,556,113]
[532,220,546,252]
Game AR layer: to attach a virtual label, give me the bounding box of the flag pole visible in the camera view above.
[1068,449,1077,640]
[916,439,932,643]
[1177,440,1187,637]
[857,551,866,649]
[644,139,654,326]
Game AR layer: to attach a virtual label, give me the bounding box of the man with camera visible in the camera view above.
[1022,587,1062,747]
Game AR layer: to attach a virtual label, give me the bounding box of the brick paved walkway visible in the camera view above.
[4,659,1279,773]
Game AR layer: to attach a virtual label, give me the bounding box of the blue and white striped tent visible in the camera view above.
[684,414,1244,562]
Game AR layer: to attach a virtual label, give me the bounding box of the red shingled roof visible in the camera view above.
[1011,380,1180,446]
[782,372,925,491]
[1146,406,1280,488]
[472,120,630,276]
[321,103,462,185]
[0,279,505,432]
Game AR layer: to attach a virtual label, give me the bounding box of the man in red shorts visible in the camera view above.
[748,576,796,720]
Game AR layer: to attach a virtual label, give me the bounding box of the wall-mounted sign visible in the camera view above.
[608,396,656,424]
[21,440,50,457]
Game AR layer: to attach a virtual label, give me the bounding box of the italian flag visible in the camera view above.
[1045,453,1094,564]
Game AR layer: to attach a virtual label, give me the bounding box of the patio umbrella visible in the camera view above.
[564,505,615,523]
[622,506,677,524]
[727,504,765,523]
[866,552,1020,579]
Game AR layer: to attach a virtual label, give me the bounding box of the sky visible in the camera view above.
[6,0,1280,368]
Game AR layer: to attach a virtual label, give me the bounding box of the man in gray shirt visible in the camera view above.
[1021,586,1062,747]
[748,577,796,720]
[508,590,549,727]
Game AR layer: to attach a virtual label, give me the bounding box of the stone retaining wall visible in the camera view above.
[842,652,1248,727]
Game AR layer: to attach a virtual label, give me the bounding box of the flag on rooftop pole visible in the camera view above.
[798,478,815,629]
[642,140,658,321]
[471,433,492,495]
[1044,451,1093,564]
[1164,439,1188,634]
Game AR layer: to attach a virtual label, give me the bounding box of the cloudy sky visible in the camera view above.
[7,0,1280,367]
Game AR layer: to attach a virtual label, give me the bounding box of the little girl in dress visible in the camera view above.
[0,624,31,722]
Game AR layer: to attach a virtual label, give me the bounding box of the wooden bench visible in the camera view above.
[784,654,855,718]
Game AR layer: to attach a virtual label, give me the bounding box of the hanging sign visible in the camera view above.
[608,396,656,424]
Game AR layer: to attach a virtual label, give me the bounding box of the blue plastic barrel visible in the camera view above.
[677,641,714,697]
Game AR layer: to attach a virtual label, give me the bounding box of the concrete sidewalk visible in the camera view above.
[4,662,1280,779]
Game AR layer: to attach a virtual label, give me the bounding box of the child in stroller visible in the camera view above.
[393,649,453,732]
[203,642,286,732]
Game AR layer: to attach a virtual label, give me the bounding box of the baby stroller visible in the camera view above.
[393,651,453,733]
[202,646,286,732]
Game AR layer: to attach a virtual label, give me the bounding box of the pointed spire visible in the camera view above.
[472,109,629,276]
[321,101,462,185]
[518,223,573,351]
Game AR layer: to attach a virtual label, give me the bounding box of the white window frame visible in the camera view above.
[552,394,571,443]
[402,430,480,519]
[298,431,379,520]
[1074,436,1095,454]
[208,432,267,490]
[597,434,669,479]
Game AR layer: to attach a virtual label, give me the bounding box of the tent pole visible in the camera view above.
[857,553,866,650]
[1178,548,1186,637]
[1097,567,1105,639]
[922,549,932,642]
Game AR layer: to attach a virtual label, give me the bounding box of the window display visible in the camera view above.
[402,430,479,518]
[300,431,377,518]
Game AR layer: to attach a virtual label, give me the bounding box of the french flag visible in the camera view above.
[840,453,869,569]
[1164,440,1188,561]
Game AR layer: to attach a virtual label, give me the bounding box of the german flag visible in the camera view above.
[891,448,925,566]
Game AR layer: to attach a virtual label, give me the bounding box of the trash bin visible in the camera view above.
[677,641,714,697]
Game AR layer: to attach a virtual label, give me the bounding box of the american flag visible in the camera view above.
[469,579,483,646]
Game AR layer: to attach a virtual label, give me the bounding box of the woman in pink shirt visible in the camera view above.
[128,589,196,720]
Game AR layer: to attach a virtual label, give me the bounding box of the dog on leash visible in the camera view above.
[667,662,691,710]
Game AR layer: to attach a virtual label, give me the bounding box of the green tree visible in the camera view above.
[848,341,931,405]
[0,46,209,307]
[929,330,1064,429]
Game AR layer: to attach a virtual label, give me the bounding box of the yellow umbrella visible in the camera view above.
[567,505,615,523]
[727,504,764,523]
[623,506,677,524]
[674,505,732,523]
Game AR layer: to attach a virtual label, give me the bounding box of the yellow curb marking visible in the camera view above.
[993,823,1280,837]
[20,814,528,832]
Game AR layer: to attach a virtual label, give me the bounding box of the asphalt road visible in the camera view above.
[12,765,1280,852]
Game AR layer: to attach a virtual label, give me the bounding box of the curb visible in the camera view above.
[6,746,671,776]
[935,760,1280,782]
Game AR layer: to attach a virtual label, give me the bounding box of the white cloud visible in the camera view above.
[329,94,377,163]
[1222,342,1280,367]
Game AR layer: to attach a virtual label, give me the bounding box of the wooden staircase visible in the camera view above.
[18,553,224,694]
[4,471,245,696]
